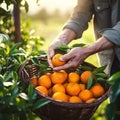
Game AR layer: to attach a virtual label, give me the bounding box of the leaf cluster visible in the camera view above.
[0,34,49,120]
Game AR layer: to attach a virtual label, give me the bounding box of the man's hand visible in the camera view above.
[47,28,77,68]
[52,47,90,71]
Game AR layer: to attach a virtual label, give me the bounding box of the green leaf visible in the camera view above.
[107,71,120,85]
[28,84,37,101]
[24,1,29,12]
[4,71,13,81]
[9,42,21,54]
[71,43,86,48]
[19,92,28,100]
[0,77,4,90]
[32,98,50,110]
[93,65,107,74]
[110,80,120,102]
[87,76,93,89]
[0,33,9,42]
[55,45,69,54]
[31,57,40,66]
[3,81,14,87]
[78,64,94,71]
[95,72,108,78]
[105,103,115,120]
[9,49,26,56]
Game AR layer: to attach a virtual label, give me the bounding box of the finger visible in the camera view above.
[47,49,55,68]
[60,52,73,62]
[53,60,77,71]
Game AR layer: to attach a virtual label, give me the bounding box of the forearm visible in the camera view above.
[56,28,77,45]
[86,36,115,55]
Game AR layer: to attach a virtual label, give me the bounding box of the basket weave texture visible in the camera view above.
[18,56,111,120]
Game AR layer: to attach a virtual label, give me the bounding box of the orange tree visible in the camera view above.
[0,34,50,120]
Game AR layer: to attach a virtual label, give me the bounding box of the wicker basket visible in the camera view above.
[18,56,111,120]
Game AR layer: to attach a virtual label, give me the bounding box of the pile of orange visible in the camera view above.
[31,69,105,104]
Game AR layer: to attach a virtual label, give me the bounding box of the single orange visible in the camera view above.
[30,76,38,87]
[81,71,94,84]
[60,70,68,80]
[79,84,86,91]
[68,72,80,83]
[79,89,93,102]
[38,74,52,89]
[90,83,105,97]
[66,83,81,96]
[52,92,68,102]
[45,72,52,78]
[52,84,65,93]
[51,71,67,84]
[69,96,82,103]
[86,98,96,103]
[35,86,48,96]
[52,53,66,67]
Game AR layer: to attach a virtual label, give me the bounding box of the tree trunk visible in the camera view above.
[13,0,21,42]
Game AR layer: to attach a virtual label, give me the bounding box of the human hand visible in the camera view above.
[52,47,90,71]
[47,39,66,68]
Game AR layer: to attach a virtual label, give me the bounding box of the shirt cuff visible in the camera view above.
[100,28,120,46]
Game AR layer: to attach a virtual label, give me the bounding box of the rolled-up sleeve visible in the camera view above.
[100,22,120,46]
[63,0,93,38]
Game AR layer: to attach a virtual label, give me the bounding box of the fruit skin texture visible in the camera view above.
[66,83,81,96]
[69,96,82,103]
[79,89,93,102]
[38,74,52,89]
[51,71,67,84]
[52,92,68,102]
[30,76,38,87]
[86,98,96,103]
[90,83,105,97]
[81,71,93,84]
[52,53,66,67]
[35,86,48,96]
[52,84,65,93]
[68,72,80,83]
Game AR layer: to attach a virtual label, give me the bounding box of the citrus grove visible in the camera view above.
[30,53,108,104]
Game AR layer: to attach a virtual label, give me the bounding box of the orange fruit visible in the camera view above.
[52,92,68,102]
[79,89,93,102]
[90,83,105,97]
[38,74,52,89]
[35,86,48,96]
[68,72,80,83]
[69,96,82,103]
[45,72,52,78]
[60,70,68,80]
[86,98,96,103]
[30,76,38,87]
[52,84,65,93]
[51,71,67,84]
[79,84,86,91]
[81,71,94,84]
[66,83,81,96]
[52,53,66,67]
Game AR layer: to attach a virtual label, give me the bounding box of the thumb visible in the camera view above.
[60,53,72,62]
